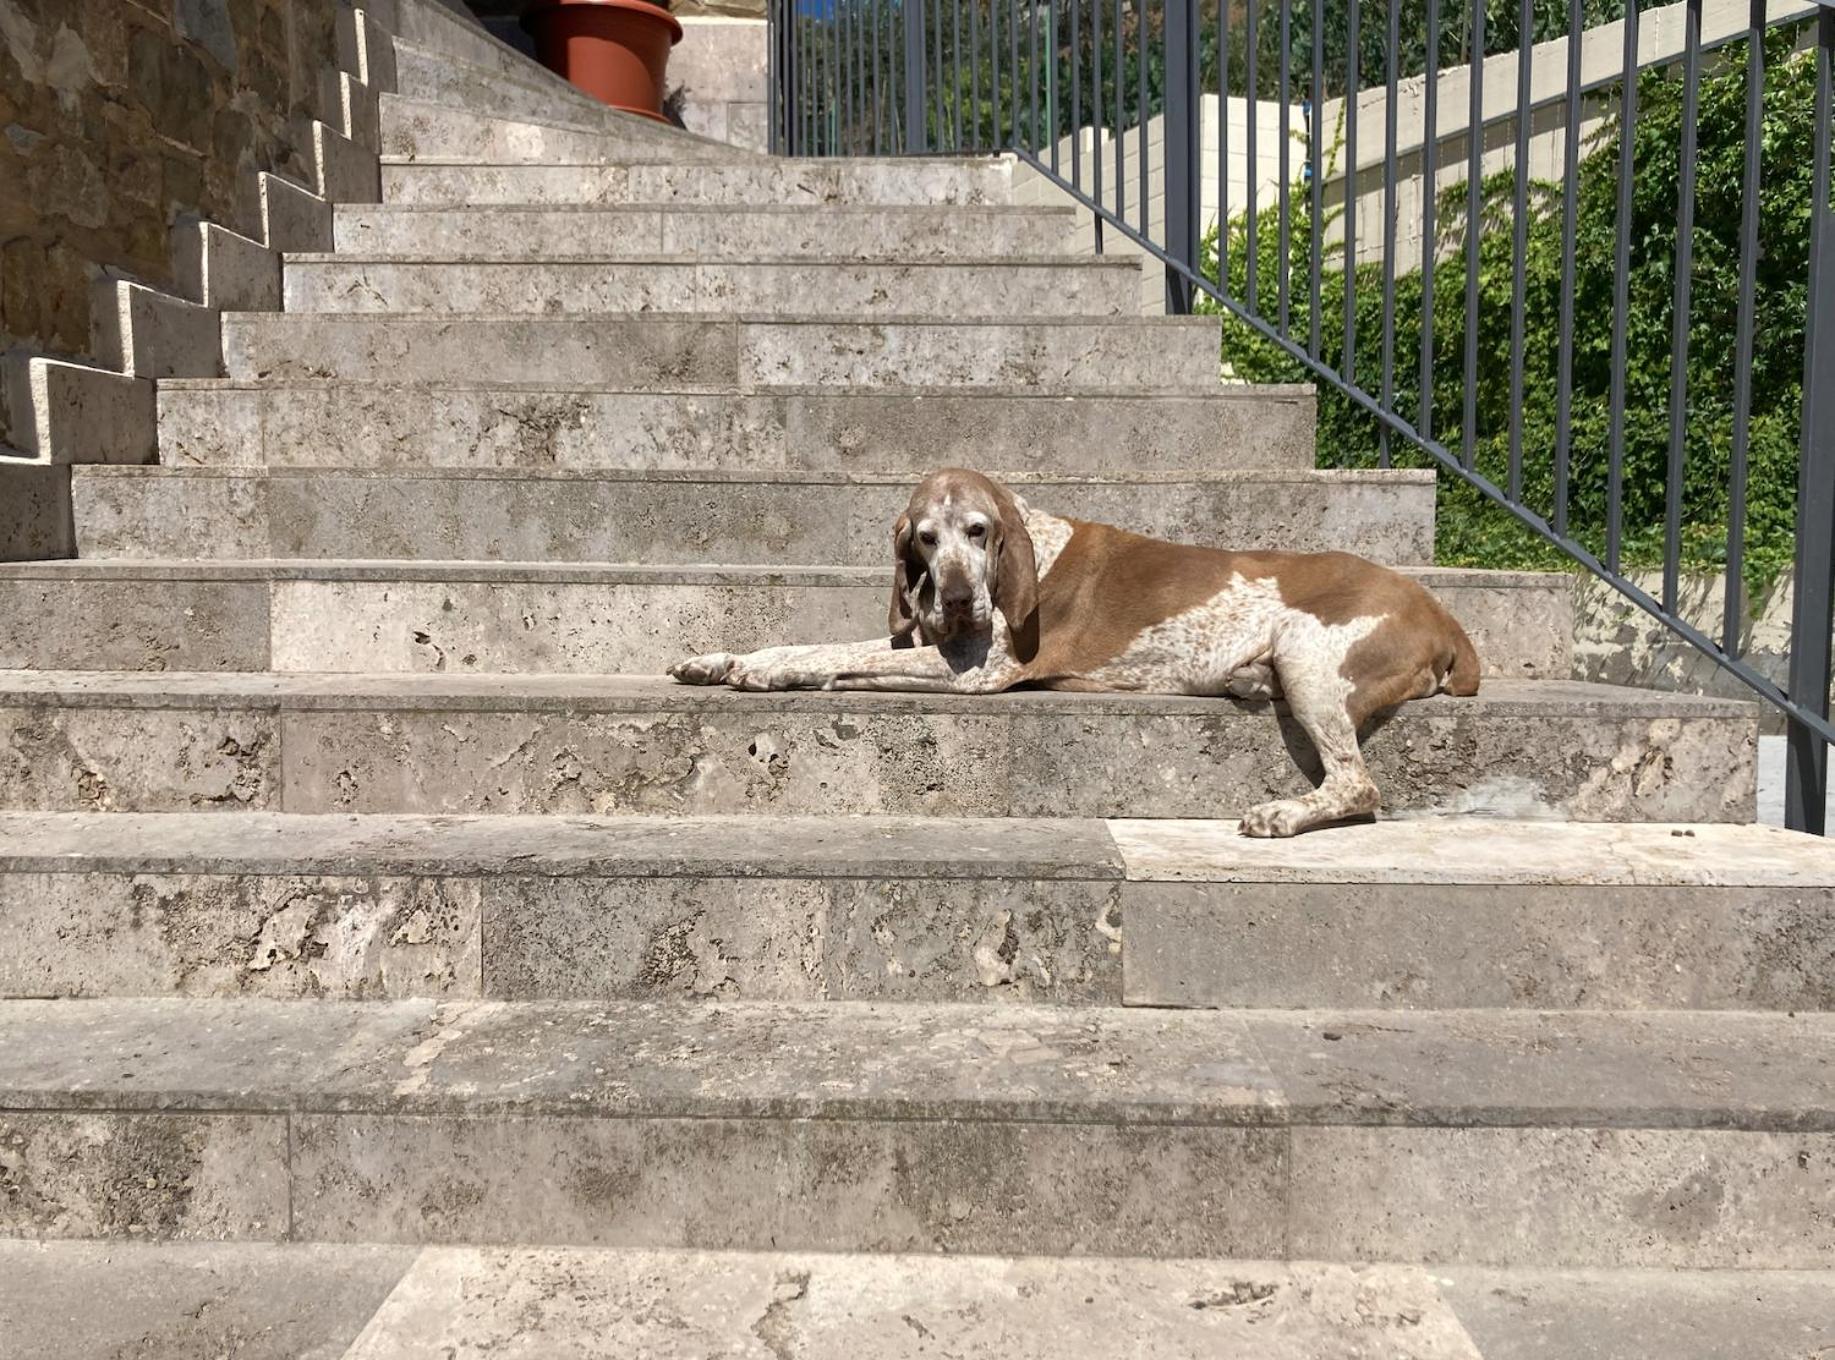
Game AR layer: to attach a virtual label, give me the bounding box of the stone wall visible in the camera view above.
[0,0,340,447]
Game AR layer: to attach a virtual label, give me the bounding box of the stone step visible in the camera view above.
[220,313,1224,389]
[0,812,1822,1010]
[155,380,1316,473]
[334,202,1082,259]
[281,255,1145,318]
[69,467,1436,567]
[379,93,748,166]
[0,996,1828,1264]
[390,38,614,129]
[381,158,1018,207]
[0,673,1752,821]
[8,1242,1831,1360]
[0,562,1564,678]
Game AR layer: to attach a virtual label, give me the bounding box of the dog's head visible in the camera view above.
[887,468,1039,646]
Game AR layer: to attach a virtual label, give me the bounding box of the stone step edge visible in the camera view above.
[336,200,1078,218]
[70,467,1428,488]
[0,672,1752,718]
[0,560,1554,589]
[283,253,1144,270]
[220,310,1217,329]
[378,92,757,161]
[377,153,1017,169]
[1,996,1829,1131]
[154,378,1312,399]
[0,810,1817,887]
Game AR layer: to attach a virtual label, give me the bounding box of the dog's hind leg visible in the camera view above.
[1240,659,1381,838]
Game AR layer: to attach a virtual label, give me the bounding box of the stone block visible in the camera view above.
[281,257,1145,319]
[0,462,72,561]
[3,355,156,464]
[0,574,269,670]
[89,280,222,380]
[310,120,381,203]
[258,172,333,253]
[379,94,743,166]
[171,221,281,312]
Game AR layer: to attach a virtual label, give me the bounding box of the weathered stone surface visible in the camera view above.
[0,575,268,669]
[0,872,481,1000]
[0,462,72,562]
[282,256,1144,318]
[380,158,1018,206]
[0,673,1749,819]
[310,119,381,204]
[0,1112,287,1239]
[220,314,1220,389]
[172,221,281,312]
[5,356,155,465]
[88,281,221,381]
[1288,1127,1835,1268]
[259,172,333,254]
[333,202,1081,259]
[71,467,1436,566]
[222,313,739,385]
[390,40,608,128]
[343,1248,1482,1360]
[380,94,748,165]
[155,380,1319,473]
[1117,817,1835,1009]
[1438,1266,1835,1360]
[2,1241,416,1360]
[0,701,279,812]
[292,1114,1287,1253]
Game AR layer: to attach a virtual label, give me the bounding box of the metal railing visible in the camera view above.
[768,0,1835,832]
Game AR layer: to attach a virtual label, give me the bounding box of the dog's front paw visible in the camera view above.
[1240,799,1307,838]
[669,652,738,686]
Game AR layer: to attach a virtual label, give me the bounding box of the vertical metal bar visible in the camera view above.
[972,0,984,150]
[1014,0,1023,146]
[1379,0,1398,468]
[768,0,780,154]
[1662,0,1703,613]
[931,0,946,147]
[1071,0,1081,188]
[1420,0,1440,442]
[905,0,928,151]
[1137,0,1148,237]
[1344,0,1359,390]
[1030,0,1041,151]
[872,0,883,155]
[1606,0,1639,570]
[1246,0,1259,311]
[1165,0,1201,311]
[1724,0,1765,656]
[841,0,852,153]
[1460,0,1483,472]
[1308,0,1322,358]
[1507,0,1532,501]
[1553,0,1581,534]
[1219,0,1230,293]
[991,0,1003,152]
[1278,0,1291,336]
[1087,0,1102,250]
[1049,0,1060,171]
[951,0,963,148]
[1786,5,1835,833]
[1113,0,1124,224]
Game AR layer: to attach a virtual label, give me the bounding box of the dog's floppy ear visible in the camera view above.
[887,511,922,642]
[992,490,1039,632]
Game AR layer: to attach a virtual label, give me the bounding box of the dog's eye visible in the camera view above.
[967,523,987,539]
[919,531,938,547]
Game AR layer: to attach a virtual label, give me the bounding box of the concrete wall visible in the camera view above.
[0,0,343,448]
[669,17,767,151]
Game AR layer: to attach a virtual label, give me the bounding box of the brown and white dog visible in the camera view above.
[671,468,1480,836]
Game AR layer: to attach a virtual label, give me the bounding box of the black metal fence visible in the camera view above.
[768,0,1835,833]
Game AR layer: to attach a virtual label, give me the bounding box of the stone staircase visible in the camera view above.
[4,2,1833,1355]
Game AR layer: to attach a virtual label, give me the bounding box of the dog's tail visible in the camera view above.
[1443,618,1481,697]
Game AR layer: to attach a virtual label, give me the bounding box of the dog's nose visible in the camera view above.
[941,586,974,613]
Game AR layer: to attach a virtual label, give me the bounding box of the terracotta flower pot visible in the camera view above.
[522,0,683,122]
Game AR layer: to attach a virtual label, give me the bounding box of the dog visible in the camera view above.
[670,468,1480,836]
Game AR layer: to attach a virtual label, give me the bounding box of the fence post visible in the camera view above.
[1787,7,1835,833]
[904,0,928,153]
[1163,0,1200,312]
